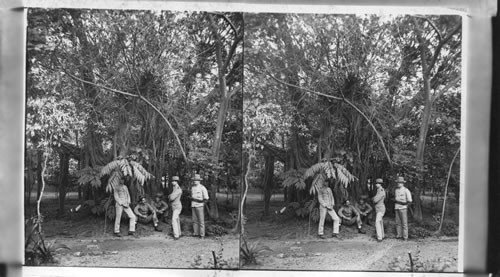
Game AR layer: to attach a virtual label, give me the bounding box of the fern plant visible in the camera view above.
[99,158,152,193]
[75,166,102,188]
[281,168,306,190]
[304,161,357,195]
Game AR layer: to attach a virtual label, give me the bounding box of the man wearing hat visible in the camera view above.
[152,192,169,223]
[394,176,412,240]
[190,174,209,238]
[372,178,386,242]
[134,196,162,232]
[168,176,183,240]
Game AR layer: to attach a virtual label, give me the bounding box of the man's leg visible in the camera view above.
[153,214,159,226]
[122,206,136,232]
[114,203,123,234]
[192,207,199,236]
[195,207,205,237]
[375,211,384,240]
[328,209,340,235]
[356,215,362,228]
[395,209,402,238]
[401,208,408,239]
[318,206,327,236]
[172,208,181,238]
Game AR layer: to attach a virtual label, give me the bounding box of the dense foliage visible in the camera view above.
[25,9,243,219]
[243,14,461,219]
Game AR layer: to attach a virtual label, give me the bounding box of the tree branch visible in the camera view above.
[265,71,393,167]
[431,75,461,103]
[62,69,188,163]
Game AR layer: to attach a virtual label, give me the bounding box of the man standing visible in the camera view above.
[134,196,162,232]
[372,178,386,242]
[168,176,183,240]
[190,174,209,238]
[355,196,373,226]
[338,200,366,234]
[317,183,340,239]
[113,179,136,237]
[394,176,412,241]
[152,192,169,223]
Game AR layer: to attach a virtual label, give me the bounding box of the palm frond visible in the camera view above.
[334,163,357,187]
[75,167,102,188]
[282,169,306,190]
[309,172,326,195]
[304,162,325,180]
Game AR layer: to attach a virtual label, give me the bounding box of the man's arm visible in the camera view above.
[201,186,209,203]
[406,188,413,204]
[352,206,360,216]
[338,207,346,219]
[372,190,383,204]
[365,203,373,214]
[169,189,181,202]
[134,205,142,217]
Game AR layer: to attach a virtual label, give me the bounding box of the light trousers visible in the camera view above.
[375,207,385,240]
[192,206,205,237]
[318,206,340,235]
[114,203,136,233]
[171,208,182,238]
[395,208,409,239]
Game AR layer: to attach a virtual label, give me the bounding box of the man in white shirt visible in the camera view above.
[394,176,412,241]
[190,174,209,238]
[168,176,183,240]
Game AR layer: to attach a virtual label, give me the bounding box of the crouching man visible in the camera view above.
[134,196,162,232]
[338,200,366,234]
[152,192,169,223]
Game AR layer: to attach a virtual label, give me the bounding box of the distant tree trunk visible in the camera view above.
[58,152,69,215]
[262,152,275,216]
[36,150,43,200]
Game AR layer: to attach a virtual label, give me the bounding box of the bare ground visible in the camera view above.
[242,192,459,272]
[25,194,240,269]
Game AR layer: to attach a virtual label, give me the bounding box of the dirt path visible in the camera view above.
[51,233,239,269]
[243,235,458,271]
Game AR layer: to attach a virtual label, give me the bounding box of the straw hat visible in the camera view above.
[171,176,180,182]
[192,174,203,181]
[375,178,384,184]
[395,176,406,183]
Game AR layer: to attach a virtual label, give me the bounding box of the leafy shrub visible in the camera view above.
[409,226,432,239]
[441,221,459,236]
[25,216,69,266]
[240,238,272,266]
[206,224,228,236]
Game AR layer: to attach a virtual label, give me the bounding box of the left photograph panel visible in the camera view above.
[25,9,243,269]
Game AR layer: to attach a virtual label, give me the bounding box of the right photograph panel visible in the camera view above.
[242,13,461,272]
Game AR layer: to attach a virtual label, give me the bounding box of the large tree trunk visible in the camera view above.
[207,14,241,220]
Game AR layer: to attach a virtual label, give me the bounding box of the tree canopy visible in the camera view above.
[243,14,461,219]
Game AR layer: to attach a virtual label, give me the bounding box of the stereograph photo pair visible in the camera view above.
[3,1,492,275]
